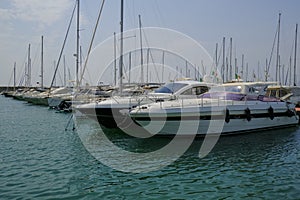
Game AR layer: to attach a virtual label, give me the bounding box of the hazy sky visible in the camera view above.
[1,0,300,86]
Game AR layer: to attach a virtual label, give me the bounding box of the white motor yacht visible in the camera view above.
[130,82,298,136]
[75,80,216,129]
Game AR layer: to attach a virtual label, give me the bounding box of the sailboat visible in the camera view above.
[74,0,216,130]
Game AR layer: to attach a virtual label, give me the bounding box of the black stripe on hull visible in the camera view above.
[132,111,296,122]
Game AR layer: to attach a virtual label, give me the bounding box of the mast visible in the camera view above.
[275,13,281,83]
[114,32,117,86]
[246,63,248,82]
[265,58,268,82]
[226,57,228,82]
[41,35,44,89]
[13,62,16,90]
[53,60,56,87]
[63,55,66,86]
[215,43,218,68]
[222,37,225,82]
[289,56,292,85]
[235,57,238,79]
[162,51,165,81]
[185,60,188,78]
[139,15,144,83]
[27,43,31,87]
[146,48,150,83]
[119,0,124,94]
[80,45,83,80]
[229,37,232,81]
[241,54,244,81]
[128,52,131,84]
[76,0,80,88]
[294,23,298,86]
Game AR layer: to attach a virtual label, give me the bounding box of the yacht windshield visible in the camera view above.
[154,83,188,94]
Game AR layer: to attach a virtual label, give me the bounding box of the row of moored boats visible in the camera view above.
[2,80,300,135]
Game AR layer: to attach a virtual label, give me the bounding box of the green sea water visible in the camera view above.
[0,95,299,199]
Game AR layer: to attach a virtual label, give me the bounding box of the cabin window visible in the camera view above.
[154,83,188,94]
[181,88,192,95]
[270,90,277,97]
[279,89,288,97]
[181,86,209,95]
[196,86,209,95]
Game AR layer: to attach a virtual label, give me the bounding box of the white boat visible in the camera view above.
[25,89,49,106]
[130,82,299,136]
[47,87,73,109]
[75,80,216,129]
[266,85,300,106]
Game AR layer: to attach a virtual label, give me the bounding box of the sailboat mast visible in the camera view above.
[76,0,80,88]
[215,43,218,68]
[28,43,31,87]
[13,62,16,90]
[119,0,124,94]
[275,13,281,83]
[294,23,298,86]
[146,48,150,83]
[114,32,117,86]
[241,54,244,81]
[162,51,165,82]
[41,35,44,89]
[222,37,225,83]
[129,52,131,84]
[229,37,232,81]
[63,55,66,86]
[289,56,292,85]
[139,15,144,83]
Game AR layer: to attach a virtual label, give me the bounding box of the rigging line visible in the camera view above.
[50,1,77,89]
[31,43,41,82]
[217,43,222,68]
[149,49,161,83]
[266,21,279,81]
[284,64,289,85]
[56,66,64,86]
[79,0,106,86]
[17,48,30,87]
[142,29,161,83]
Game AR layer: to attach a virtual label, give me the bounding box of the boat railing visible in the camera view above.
[168,93,286,109]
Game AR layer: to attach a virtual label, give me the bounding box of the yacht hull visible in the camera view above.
[130,101,299,136]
